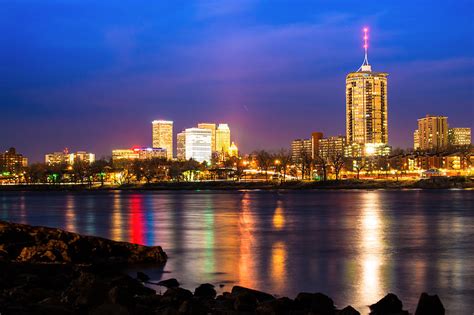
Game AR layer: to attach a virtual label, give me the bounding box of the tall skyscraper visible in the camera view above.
[176,131,186,160]
[216,123,231,154]
[346,28,388,154]
[197,123,217,152]
[152,120,173,159]
[185,128,212,163]
[414,115,448,151]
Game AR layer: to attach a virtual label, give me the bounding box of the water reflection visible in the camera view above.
[358,191,386,305]
[0,190,472,313]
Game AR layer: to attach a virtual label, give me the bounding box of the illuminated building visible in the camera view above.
[152,120,173,159]
[216,124,231,154]
[0,148,28,174]
[229,142,239,157]
[311,132,324,158]
[177,131,186,160]
[318,136,346,159]
[346,28,388,154]
[414,115,448,151]
[414,129,420,150]
[198,123,217,152]
[45,149,95,165]
[448,128,471,146]
[291,139,312,162]
[112,147,167,162]
[185,128,212,163]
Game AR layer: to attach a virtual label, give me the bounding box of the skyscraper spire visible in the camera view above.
[359,27,372,72]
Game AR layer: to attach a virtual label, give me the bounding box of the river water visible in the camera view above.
[1,190,473,313]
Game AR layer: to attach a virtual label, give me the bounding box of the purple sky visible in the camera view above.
[1,0,473,161]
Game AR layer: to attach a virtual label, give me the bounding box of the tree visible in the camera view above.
[329,152,345,180]
[314,155,329,181]
[254,150,272,180]
[353,157,367,179]
[275,149,292,182]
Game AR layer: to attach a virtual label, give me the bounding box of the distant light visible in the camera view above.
[364,45,368,49]
[364,27,368,32]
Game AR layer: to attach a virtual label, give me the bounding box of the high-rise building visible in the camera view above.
[185,128,212,163]
[291,139,312,162]
[319,136,346,160]
[176,131,186,160]
[69,151,95,165]
[346,28,388,154]
[152,120,173,159]
[0,148,28,174]
[414,115,448,151]
[448,128,471,146]
[229,142,239,158]
[197,123,217,152]
[311,132,324,158]
[414,129,420,150]
[216,123,231,154]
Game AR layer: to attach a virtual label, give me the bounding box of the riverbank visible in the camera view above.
[0,221,446,314]
[1,177,473,191]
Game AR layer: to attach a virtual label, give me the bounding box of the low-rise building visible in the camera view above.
[112,147,167,162]
[0,148,28,174]
[319,136,346,159]
[448,128,471,146]
[45,149,95,165]
[291,139,312,162]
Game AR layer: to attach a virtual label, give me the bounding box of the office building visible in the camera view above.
[152,120,173,159]
[112,147,167,162]
[197,123,217,152]
[69,151,95,165]
[311,132,324,158]
[346,28,388,154]
[319,136,346,160]
[185,128,212,163]
[0,148,28,174]
[448,128,471,146]
[229,142,239,158]
[216,124,231,154]
[45,149,95,165]
[291,139,312,162]
[176,131,186,160]
[414,115,448,151]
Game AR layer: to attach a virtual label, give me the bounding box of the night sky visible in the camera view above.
[1,1,473,161]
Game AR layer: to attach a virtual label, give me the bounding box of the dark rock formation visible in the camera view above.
[415,292,445,315]
[0,220,167,265]
[369,293,409,315]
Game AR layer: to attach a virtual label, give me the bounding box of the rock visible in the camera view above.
[179,299,210,314]
[231,285,275,302]
[369,293,408,315]
[295,292,335,314]
[194,283,216,299]
[162,287,193,305]
[108,286,134,306]
[338,305,361,315]
[158,278,180,288]
[234,290,258,311]
[90,303,130,315]
[256,297,294,314]
[136,271,150,282]
[415,293,445,315]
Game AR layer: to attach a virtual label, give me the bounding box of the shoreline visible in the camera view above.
[0,220,446,314]
[0,177,472,191]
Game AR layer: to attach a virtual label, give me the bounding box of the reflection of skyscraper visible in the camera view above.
[216,124,231,154]
[198,123,217,152]
[152,120,173,159]
[346,28,388,151]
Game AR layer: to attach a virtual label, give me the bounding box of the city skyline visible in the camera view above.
[1,1,473,162]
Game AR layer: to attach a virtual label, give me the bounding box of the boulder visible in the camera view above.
[415,293,445,315]
[194,283,216,299]
[369,293,408,315]
[256,296,295,314]
[234,290,258,311]
[136,271,150,283]
[158,278,180,288]
[295,292,335,314]
[338,305,361,315]
[231,285,275,302]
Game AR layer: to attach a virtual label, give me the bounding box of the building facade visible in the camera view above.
[197,123,217,152]
[346,29,388,155]
[152,120,173,159]
[319,136,346,160]
[45,149,95,165]
[216,124,231,154]
[311,132,324,158]
[414,115,448,151]
[0,148,28,174]
[448,127,471,146]
[185,128,212,163]
[112,147,167,162]
[176,131,186,160]
[291,139,312,162]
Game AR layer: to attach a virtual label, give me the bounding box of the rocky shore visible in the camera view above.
[0,221,446,314]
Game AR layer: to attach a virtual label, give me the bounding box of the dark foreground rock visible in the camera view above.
[0,220,167,265]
